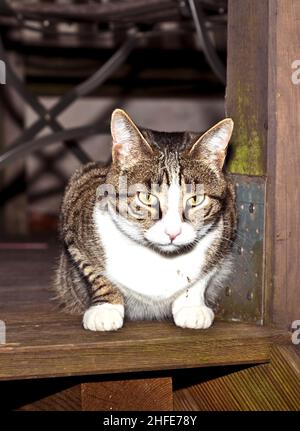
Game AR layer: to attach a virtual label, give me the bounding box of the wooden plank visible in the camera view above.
[0,318,288,381]
[16,377,172,411]
[226,0,268,175]
[265,0,300,327]
[173,345,300,411]
[0,244,289,380]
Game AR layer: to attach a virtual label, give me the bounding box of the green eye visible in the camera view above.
[187,195,205,207]
[137,192,158,206]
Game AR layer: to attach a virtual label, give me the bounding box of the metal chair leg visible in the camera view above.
[0,34,137,169]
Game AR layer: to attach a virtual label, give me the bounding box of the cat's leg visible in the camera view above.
[172,275,214,329]
[67,244,124,331]
[82,276,124,332]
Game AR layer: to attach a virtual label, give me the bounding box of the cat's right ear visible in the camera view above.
[111,109,153,167]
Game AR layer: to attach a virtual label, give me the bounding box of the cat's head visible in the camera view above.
[102,109,234,254]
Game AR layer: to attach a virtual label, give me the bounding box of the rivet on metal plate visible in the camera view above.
[219,174,265,323]
[249,203,255,213]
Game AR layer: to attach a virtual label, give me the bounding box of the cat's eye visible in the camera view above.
[137,192,158,207]
[187,195,205,207]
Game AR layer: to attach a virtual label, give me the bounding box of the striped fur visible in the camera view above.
[54,110,237,330]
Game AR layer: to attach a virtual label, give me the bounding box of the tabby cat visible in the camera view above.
[54,109,236,331]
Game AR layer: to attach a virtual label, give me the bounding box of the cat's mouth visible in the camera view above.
[147,240,193,255]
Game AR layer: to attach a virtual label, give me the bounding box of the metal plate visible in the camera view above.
[217,174,265,325]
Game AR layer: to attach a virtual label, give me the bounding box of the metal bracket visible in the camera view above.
[217,174,265,324]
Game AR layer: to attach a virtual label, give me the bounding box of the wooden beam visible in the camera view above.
[81,378,173,411]
[15,377,173,411]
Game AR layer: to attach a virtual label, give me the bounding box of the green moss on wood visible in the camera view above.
[227,82,265,175]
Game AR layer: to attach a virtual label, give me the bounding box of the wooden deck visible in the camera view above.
[0,241,289,382]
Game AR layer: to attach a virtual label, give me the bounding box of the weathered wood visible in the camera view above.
[16,377,172,411]
[81,378,173,411]
[173,345,300,410]
[226,0,268,175]
[0,244,289,381]
[265,0,300,328]
[18,382,82,411]
[0,318,288,381]
[227,0,300,329]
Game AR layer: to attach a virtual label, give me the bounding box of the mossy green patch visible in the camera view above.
[227,82,265,175]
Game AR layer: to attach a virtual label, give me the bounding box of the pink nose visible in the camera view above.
[165,227,182,241]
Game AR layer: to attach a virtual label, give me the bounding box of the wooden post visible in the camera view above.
[226,0,268,176]
[265,0,300,328]
[226,0,300,328]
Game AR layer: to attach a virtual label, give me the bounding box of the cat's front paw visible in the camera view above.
[83,303,124,331]
[173,305,214,329]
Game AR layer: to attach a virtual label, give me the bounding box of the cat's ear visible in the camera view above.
[189,118,234,169]
[111,109,153,167]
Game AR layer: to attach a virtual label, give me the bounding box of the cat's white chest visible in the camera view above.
[93,208,215,299]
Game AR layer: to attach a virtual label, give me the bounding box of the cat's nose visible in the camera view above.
[165,227,182,241]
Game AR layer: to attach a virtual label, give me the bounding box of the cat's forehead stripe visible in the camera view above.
[165,151,180,185]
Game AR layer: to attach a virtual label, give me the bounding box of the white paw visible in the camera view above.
[173,305,214,329]
[83,303,124,331]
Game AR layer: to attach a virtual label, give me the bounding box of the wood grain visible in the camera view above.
[15,377,172,411]
[227,0,300,328]
[19,383,82,411]
[0,245,289,381]
[173,345,300,411]
[81,378,173,411]
[226,0,268,175]
[265,0,300,327]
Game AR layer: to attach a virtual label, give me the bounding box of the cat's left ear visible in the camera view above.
[111,109,153,167]
[189,118,234,169]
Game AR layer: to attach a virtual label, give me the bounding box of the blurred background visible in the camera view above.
[0,0,227,238]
